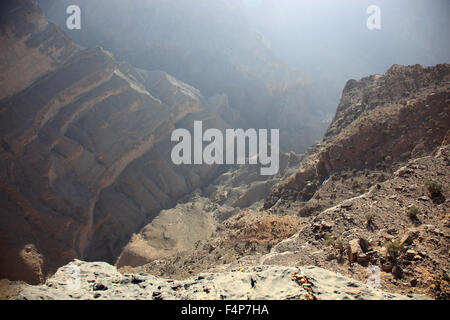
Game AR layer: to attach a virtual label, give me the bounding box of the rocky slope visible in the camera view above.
[265,145,450,299]
[0,0,231,283]
[121,64,449,299]
[13,260,428,300]
[265,63,450,210]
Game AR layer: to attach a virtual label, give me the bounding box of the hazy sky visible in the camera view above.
[241,0,450,98]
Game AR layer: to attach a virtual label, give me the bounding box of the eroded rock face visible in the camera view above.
[0,0,225,283]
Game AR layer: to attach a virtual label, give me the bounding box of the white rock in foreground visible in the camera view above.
[15,260,429,300]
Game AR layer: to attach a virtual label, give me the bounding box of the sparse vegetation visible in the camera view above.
[443,272,450,282]
[407,206,420,220]
[325,236,346,254]
[424,180,443,197]
[384,241,404,261]
[365,213,377,225]
[324,236,334,247]
[376,161,387,170]
[334,238,346,253]
[401,151,411,160]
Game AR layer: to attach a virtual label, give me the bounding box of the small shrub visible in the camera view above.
[400,151,411,160]
[376,161,389,170]
[407,206,420,220]
[424,180,443,197]
[365,213,376,225]
[334,238,346,253]
[384,241,403,261]
[443,272,450,282]
[324,236,345,253]
[324,236,335,247]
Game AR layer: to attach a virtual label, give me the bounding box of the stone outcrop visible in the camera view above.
[14,260,428,300]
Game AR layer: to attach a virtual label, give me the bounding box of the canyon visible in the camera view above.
[0,0,308,285]
[0,0,448,300]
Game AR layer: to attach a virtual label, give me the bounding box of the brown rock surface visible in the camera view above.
[0,0,78,100]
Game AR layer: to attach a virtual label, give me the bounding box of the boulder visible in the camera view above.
[347,239,363,263]
[405,250,418,260]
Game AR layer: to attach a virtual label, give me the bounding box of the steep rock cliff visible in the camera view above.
[0,0,225,283]
[265,64,450,209]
